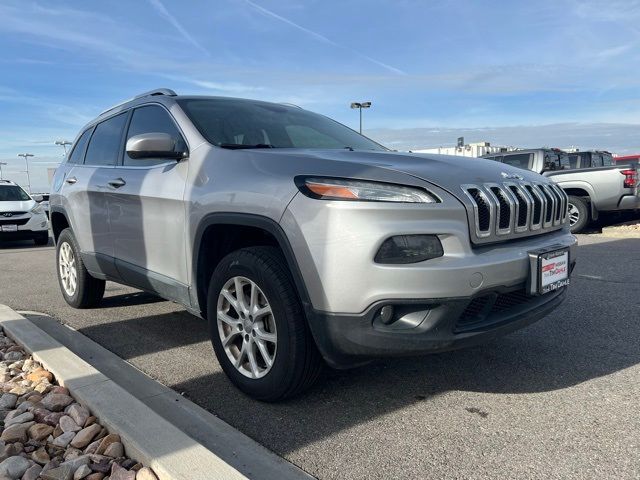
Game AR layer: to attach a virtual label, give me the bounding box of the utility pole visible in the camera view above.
[55,140,72,155]
[350,101,372,134]
[0,162,6,180]
[17,153,34,193]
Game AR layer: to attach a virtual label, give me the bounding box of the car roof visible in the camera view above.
[0,180,18,187]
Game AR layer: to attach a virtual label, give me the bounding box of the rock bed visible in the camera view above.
[0,328,158,480]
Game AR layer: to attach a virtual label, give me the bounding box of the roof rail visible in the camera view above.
[133,88,177,99]
[99,88,177,116]
[280,102,302,109]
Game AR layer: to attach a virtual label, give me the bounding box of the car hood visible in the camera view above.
[0,200,35,213]
[254,148,546,192]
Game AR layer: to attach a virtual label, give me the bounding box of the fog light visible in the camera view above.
[374,235,443,264]
[379,305,395,325]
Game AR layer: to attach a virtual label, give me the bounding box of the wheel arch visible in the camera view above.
[558,186,598,220]
[192,213,312,319]
[50,206,71,244]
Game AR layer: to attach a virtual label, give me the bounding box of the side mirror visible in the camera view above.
[32,194,43,202]
[126,133,187,160]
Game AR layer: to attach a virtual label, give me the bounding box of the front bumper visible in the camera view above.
[307,283,569,368]
[0,213,49,241]
[282,192,577,313]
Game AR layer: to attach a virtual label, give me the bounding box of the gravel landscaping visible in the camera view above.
[0,328,159,480]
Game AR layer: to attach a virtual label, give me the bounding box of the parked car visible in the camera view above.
[51,89,576,400]
[483,149,640,232]
[0,180,49,245]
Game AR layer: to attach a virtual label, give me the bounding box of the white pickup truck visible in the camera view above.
[483,148,640,232]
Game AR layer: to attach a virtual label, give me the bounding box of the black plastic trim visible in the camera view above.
[191,213,312,318]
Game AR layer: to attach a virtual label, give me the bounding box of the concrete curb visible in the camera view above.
[601,223,640,238]
[0,304,248,480]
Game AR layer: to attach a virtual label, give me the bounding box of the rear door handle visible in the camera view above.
[108,178,126,188]
[65,176,77,185]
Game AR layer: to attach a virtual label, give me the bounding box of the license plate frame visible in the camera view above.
[527,246,571,296]
[1,224,18,232]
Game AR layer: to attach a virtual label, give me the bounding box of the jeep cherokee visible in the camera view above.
[50,89,576,401]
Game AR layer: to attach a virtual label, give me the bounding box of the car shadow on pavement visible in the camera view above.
[60,238,640,457]
[0,237,53,250]
[166,238,640,455]
[97,291,164,309]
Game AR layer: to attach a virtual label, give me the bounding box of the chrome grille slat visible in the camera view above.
[462,181,567,245]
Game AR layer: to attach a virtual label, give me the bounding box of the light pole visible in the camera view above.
[55,140,72,155]
[17,153,34,193]
[350,101,371,134]
[0,162,6,180]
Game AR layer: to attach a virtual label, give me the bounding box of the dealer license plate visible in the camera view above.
[537,249,570,294]
[1,224,17,232]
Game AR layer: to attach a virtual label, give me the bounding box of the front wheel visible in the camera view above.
[56,228,105,308]
[207,247,322,401]
[567,196,590,233]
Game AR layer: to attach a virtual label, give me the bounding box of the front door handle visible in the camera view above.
[108,178,126,188]
[65,176,77,185]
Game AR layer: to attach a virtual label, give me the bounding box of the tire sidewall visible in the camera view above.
[568,196,589,233]
[207,252,295,399]
[56,229,82,308]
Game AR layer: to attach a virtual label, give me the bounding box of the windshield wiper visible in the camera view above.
[218,143,275,150]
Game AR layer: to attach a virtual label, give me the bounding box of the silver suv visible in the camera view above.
[51,89,576,400]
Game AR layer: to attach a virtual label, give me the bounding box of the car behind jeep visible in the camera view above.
[0,180,49,245]
[50,89,576,400]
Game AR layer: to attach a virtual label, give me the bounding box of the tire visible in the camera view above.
[56,228,105,308]
[567,196,590,233]
[34,233,49,246]
[207,246,322,401]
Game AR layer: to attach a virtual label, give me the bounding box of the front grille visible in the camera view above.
[462,181,568,244]
[0,212,27,217]
[0,217,29,226]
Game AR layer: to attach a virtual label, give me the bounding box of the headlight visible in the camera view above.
[30,204,44,214]
[296,177,439,203]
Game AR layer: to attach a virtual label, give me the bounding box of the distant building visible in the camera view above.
[412,141,515,158]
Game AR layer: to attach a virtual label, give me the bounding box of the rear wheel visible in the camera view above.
[567,196,589,233]
[56,228,105,308]
[207,247,322,401]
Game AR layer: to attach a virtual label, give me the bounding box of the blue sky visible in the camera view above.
[1,0,640,190]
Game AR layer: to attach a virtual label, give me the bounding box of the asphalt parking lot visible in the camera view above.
[0,231,639,479]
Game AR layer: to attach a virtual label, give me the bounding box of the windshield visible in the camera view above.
[0,185,30,202]
[177,98,386,151]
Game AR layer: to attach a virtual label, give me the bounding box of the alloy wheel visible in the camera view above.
[216,276,277,379]
[58,241,77,297]
[568,203,580,226]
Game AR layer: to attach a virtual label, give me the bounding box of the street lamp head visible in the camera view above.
[55,140,72,146]
[350,102,362,109]
[361,102,372,108]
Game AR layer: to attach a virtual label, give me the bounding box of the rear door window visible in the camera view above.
[85,113,128,167]
[67,129,92,164]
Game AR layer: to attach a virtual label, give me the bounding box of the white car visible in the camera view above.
[0,180,49,245]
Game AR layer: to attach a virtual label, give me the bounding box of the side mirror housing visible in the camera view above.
[126,133,187,160]
[32,194,43,202]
